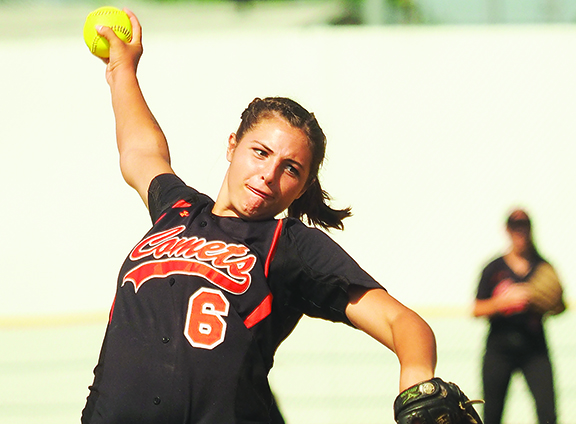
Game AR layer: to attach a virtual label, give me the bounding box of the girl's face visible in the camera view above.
[213,117,312,221]
[508,227,531,255]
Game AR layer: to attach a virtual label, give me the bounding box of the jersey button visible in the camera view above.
[162,337,170,344]
[200,221,207,227]
[153,397,161,405]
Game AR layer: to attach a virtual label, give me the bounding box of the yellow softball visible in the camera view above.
[83,6,132,58]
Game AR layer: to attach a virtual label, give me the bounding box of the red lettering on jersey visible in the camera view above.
[124,226,256,294]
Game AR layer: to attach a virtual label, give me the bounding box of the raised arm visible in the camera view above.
[345,287,437,392]
[96,9,174,207]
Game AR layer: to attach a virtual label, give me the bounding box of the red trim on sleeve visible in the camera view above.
[172,199,192,208]
[244,293,273,329]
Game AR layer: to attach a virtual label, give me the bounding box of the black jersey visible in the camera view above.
[476,256,545,340]
[82,173,382,424]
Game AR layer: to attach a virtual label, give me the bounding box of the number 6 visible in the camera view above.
[185,288,230,349]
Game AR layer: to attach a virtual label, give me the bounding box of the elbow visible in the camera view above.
[119,155,139,189]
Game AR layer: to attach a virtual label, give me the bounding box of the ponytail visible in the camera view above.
[288,178,352,230]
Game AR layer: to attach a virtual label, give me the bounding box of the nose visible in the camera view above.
[261,161,282,187]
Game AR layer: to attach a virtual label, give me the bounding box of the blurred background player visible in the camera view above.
[473,209,565,424]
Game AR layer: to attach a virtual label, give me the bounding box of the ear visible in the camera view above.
[226,133,238,162]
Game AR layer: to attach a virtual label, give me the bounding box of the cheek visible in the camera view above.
[228,153,252,181]
[281,177,307,200]
[512,235,529,247]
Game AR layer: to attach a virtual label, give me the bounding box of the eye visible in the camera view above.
[253,148,267,158]
[285,163,300,178]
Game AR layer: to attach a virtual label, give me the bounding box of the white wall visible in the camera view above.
[1,18,575,317]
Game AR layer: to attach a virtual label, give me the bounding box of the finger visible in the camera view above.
[96,24,121,45]
[123,8,142,44]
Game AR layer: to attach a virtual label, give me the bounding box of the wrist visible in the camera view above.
[399,368,434,392]
[107,63,139,87]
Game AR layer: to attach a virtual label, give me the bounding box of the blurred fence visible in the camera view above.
[269,307,575,424]
[0,307,574,424]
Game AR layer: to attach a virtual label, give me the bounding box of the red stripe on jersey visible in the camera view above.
[244,293,273,329]
[245,220,282,328]
[264,219,283,278]
[154,212,167,225]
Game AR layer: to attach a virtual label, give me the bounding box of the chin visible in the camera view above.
[240,206,278,222]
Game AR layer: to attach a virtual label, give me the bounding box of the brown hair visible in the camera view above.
[506,208,543,261]
[236,97,351,230]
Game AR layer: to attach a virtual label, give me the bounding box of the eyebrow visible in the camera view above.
[252,140,307,171]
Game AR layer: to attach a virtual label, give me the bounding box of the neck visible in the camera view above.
[212,173,234,217]
[507,248,529,260]
[504,251,531,277]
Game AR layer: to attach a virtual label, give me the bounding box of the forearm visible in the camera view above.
[390,309,437,391]
[473,298,498,317]
[346,288,436,392]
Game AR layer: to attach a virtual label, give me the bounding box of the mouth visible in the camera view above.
[247,185,273,201]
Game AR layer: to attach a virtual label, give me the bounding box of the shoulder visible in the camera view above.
[533,255,550,267]
[476,256,506,298]
[148,173,213,223]
[281,218,346,257]
[278,218,372,279]
[483,256,505,272]
[269,218,381,323]
[282,218,338,244]
[531,259,557,278]
[478,256,507,284]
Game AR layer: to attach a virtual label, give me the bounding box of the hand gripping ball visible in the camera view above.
[83,6,132,58]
